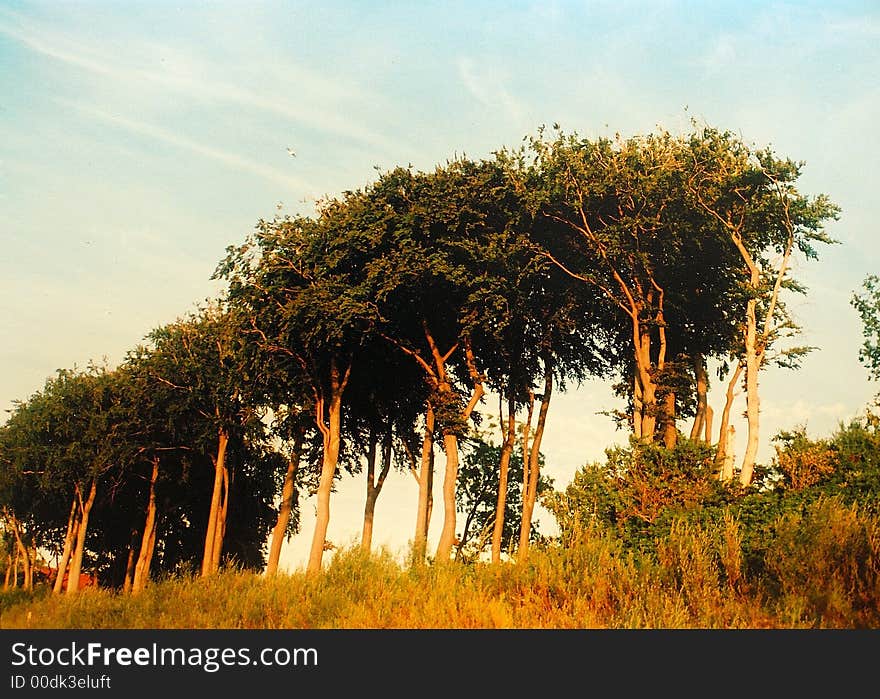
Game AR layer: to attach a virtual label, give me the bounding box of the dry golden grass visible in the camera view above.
[2,499,877,630]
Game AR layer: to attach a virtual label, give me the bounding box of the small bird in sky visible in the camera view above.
[287,147,296,157]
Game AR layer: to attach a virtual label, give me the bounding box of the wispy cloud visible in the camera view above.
[457,57,526,125]
[58,98,308,191]
[0,9,403,154]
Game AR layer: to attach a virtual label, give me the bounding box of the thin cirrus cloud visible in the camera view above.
[56,97,310,193]
[457,56,526,125]
[0,9,404,156]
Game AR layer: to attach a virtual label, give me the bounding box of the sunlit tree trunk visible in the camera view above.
[7,513,31,592]
[266,433,303,576]
[307,358,350,575]
[132,456,160,594]
[740,296,761,487]
[740,225,793,487]
[211,464,230,572]
[690,356,708,441]
[67,479,97,595]
[491,394,516,564]
[53,497,79,594]
[662,391,677,448]
[716,360,743,480]
[518,356,553,561]
[704,404,714,443]
[435,341,484,562]
[413,403,435,564]
[202,428,229,576]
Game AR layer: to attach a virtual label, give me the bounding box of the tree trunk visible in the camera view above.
[715,361,743,479]
[518,356,553,561]
[122,534,136,595]
[202,428,229,576]
[307,359,349,575]
[211,462,230,572]
[722,425,736,482]
[740,298,761,487]
[266,433,303,576]
[704,404,714,444]
[435,340,484,563]
[662,391,677,449]
[132,456,160,594]
[67,479,97,595]
[635,327,659,441]
[412,403,435,564]
[690,356,708,441]
[521,390,534,515]
[632,373,643,440]
[491,394,516,564]
[53,497,79,594]
[362,431,392,553]
[8,514,31,592]
[435,430,462,562]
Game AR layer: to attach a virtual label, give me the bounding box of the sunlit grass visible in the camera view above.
[2,497,877,629]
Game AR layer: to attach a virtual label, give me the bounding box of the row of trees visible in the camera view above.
[0,123,838,592]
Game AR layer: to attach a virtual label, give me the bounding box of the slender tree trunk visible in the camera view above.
[740,298,761,487]
[266,434,303,576]
[202,428,229,576]
[435,341,484,562]
[307,359,349,575]
[491,394,517,564]
[690,356,708,441]
[53,497,79,594]
[662,391,677,448]
[715,360,744,479]
[518,356,553,561]
[8,514,31,592]
[632,372,643,440]
[521,390,534,512]
[3,555,11,589]
[436,430,462,562]
[211,463,230,572]
[413,403,435,564]
[362,431,392,552]
[635,328,659,441]
[132,456,160,594]
[122,532,137,594]
[722,425,737,482]
[704,404,714,444]
[67,479,96,595]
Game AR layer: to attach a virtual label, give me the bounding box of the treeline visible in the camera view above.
[0,123,840,593]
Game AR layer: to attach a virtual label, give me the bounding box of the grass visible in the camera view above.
[3,497,878,629]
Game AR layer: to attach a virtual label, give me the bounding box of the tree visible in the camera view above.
[687,126,839,486]
[527,127,720,447]
[852,274,880,383]
[217,199,377,575]
[142,304,273,576]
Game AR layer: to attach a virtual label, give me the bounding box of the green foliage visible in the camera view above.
[852,274,880,382]
[454,437,552,560]
[545,437,731,551]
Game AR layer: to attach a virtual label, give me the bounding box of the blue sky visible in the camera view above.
[2,1,879,569]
